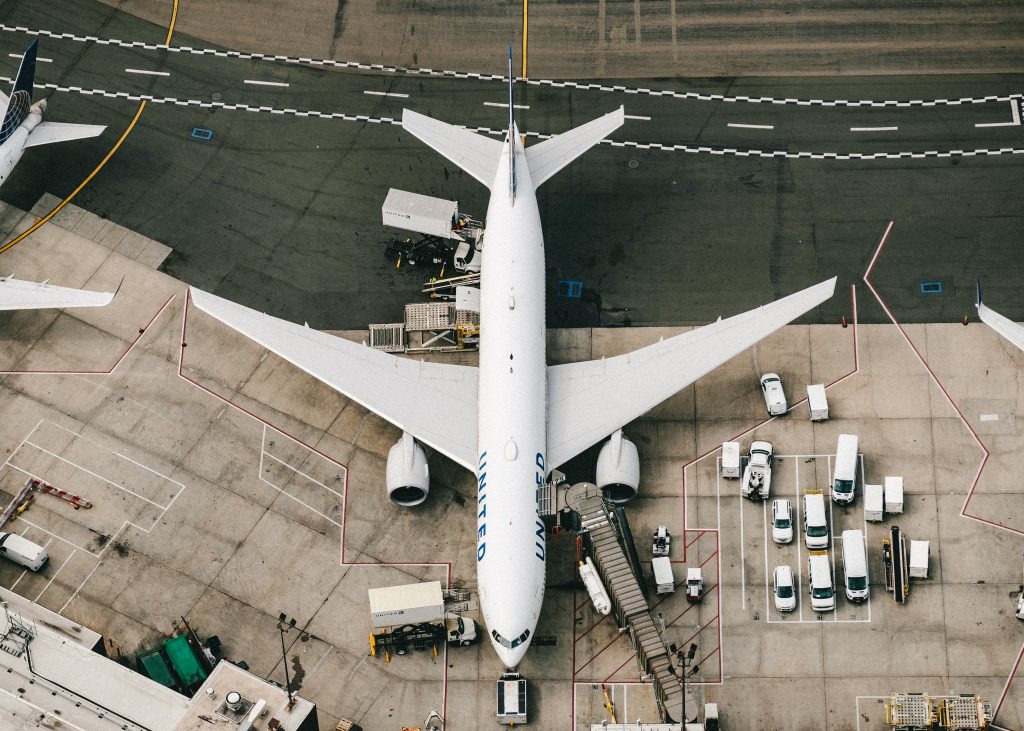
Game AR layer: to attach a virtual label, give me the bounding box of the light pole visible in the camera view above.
[277,613,296,709]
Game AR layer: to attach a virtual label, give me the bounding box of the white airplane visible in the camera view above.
[189,55,836,669]
[976,281,1024,350]
[0,38,105,188]
[0,275,114,310]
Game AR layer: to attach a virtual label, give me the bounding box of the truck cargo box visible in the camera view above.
[806,384,829,421]
[721,441,740,478]
[368,581,445,629]
[884,476,904,514]
[652,556,675,594]
[909,540,929,579]
[864,484,884,522]
[382,188,463,240]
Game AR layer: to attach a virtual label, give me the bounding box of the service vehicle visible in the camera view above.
[831,433,859,504]
[760,373,788,415]
[652,525,671,557]
[369,617,478,658]
[496,672,527,725]
[773,565,797,612]
[368,581,445,629]
[721,441,741,478]
[685,567,705,603]
[841,529,869,602]
[1016,589,1024,621]
[771,499,794,544]
[909,540,929,579]
[864,483,884,522]
[884,475,904,514]
[741,440,773,500]
[653,556,675,595]
[803,491,829,549]
[0,532,48,571]
[807,552,836,612]
[806,383,829,421]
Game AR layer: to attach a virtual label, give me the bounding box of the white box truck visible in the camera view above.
[841,530,869,602]
[0,532,48,571]
[831,433,859,504]
[864,484,884,522]
[652,556,675,595]
[368,581,445,629]
[884,476,904,514]
[382,188,463,241]
[806,384,829,421]
[721,441,741,479]
[909,540,929,579]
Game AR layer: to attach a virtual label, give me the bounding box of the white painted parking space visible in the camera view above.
[258,425,343,529]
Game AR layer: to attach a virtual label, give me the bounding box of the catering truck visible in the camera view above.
[368,581,477,656]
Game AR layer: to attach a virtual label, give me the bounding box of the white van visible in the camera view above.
[807,552,835,612]
[840,530,868,602]
[0,532,48,571]
[803,491,829,549]
[652,556,675,595]
[831,434,859,504]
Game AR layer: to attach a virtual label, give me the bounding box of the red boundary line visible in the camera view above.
[0,294,175,375]
[862,221,1023,730]
[176,290,451,723]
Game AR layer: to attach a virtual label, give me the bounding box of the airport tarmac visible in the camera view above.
[0,199,1018,729]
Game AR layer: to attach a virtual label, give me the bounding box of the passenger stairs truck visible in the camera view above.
[741,441,773,500]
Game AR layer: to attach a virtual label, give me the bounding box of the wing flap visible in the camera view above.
[25,121,106,149]
[546,278,837,469]
[189,288,479,470]
[0,277,113,310]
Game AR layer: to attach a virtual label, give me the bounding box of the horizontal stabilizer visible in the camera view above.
[546,277,837,469]
[402,109,503,188]
[25,121,105,149]
[189,287,479,470]
[0,276,113,310]
[525,107,625,188]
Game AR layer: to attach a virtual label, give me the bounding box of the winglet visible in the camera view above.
[975,279,983,310]
[0,38,37,145]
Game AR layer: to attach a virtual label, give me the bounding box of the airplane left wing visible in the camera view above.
[25,121,105,149]
[189,288,479,470]
[0,276,113,310]
[546,277,837,469]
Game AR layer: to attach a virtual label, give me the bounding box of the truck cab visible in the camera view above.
[446,616,477,646]
[652,525,671,557]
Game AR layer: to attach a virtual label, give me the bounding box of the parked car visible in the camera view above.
[771,499,794,544]
[773,565,797,612]
[760,373,788,416]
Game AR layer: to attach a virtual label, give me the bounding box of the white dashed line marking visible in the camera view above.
[483,101,530,109]
[728,122,774,130]
[851,126,899,132]
[363,90,409,98]
[243,79,289,88]
[624,114,651,121]
[124,68,170,77]
[975,99,1021,128]
[9,53,50,62]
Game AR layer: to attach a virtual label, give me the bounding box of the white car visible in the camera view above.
[760,373,788,416]
[773,565,797,612]
[771,499,794,544]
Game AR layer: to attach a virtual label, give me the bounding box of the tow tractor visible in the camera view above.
[652,525,671,557]
[685,567,705,603]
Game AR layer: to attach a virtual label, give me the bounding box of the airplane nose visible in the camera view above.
[494,642,528,670]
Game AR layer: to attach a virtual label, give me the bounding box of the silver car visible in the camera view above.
[771,499,794,544]
[773,565,797,612]
[760,373,788,416]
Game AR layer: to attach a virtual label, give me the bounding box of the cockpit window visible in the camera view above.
[492,628,531,649]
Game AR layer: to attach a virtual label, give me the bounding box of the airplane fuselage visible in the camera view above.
[0,104,43,187]
[475,127,547,669]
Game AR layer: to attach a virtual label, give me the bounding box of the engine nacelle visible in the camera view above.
[595,430,640,503]
[386,432,429,506]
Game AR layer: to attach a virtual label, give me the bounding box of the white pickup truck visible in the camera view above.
[741,441,773,500]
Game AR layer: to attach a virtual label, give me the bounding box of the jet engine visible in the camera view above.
[386,432,429,506]
[595,429,640,502]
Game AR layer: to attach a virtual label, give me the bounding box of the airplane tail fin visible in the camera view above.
[976,278,983,310]
[401,108,504,189]
[0,38,37,145]
[524,106,625,189]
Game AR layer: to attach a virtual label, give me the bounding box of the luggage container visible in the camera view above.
[382,188,463,240]
[806,384,829,421]
[864,483,884,522]
[652,556,675,595]
[909,540,929,579]
[721,441,740,479]
[884,476,904,514]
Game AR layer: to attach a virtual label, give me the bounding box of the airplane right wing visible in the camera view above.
[0,276,113,310]
[25,121,106,149]
[189,288,479,471]
[546,278,837,470]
